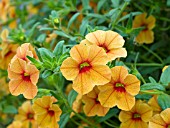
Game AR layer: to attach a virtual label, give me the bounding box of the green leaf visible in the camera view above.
[167,0,170,6]
[158,94,170,110]
[68,12,80,28]
[82,0,90,10]
[53,40,64,58]
[38,48,54,62]
[39,27,54,31]
[160,66,170,86]
[115,25,126,33]
[68,90,78,106]
[149,76,157,83]
[54,30,70,38]
[130,27,144,36]
[111,0,120,8]
[118,12,142,23]
[26,56,42,69]
[87,13,107,20]
[80,17,89,35]
[42,70,53,79]
[97,0,106,12]
[3,106,17,114]
[58,113,70,128]
[95,108,119,123]
[37,34,46,43]
[126,13,133,29]
[140,83,165,91]
[58,52,70,66]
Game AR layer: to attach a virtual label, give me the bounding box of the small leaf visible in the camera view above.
[126,13,133,29]
[68,12,80,28]
[58,52,70,66]
[97,0,106,12]
[160,66,170,86]
[149,76,157,83]
[38,48,54,62]
[115,25,126,33]
[140,83,165,91]
[39,27,54,31]
[118,12,142,23]
[111,0,120,8]
[54,30,70,38]
[42,70,53,79]
[58,113,70,128]
[68,90,78,106]
[3,106,17,114]
[158,94,170,110]
[53,40,64,58]
[26,56,42,69]
[37,34,46,43]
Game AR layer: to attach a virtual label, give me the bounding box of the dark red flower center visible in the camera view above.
[114,83,125,92]
[99,44,109,53]
[22,72,30,81]
[141,23,148,31]
[79,62,91,73]
[132,113,141,121]
[48,110,55,116]
[27,113,34,120]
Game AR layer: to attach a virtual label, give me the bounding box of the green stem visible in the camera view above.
[125,62,163,67]
[141,45,164,64]
[112,1,130,29]
[104,121,119,128]
[140,90,164,95]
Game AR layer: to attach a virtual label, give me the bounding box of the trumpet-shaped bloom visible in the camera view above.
[8,58,39,99]
[149,108,170,128]
[133,13,156,44]
[32,96,62,128]
[7,121,22,128]
[60,44,111,95]
[80,30,127,61]
[11,43,38,63]
[148,95,162,115]
[14,101,38,128]
[98,66,140,110]
[82,86,110,116]
[119,100,153,128]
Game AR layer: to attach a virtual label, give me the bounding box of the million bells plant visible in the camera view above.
[0,0,170,128]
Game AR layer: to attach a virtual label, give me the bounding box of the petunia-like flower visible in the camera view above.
[82,86,110,116]
[32,96,62,128]
[98,66,140,110]
[0,29,18,69]
[60,44,111,95]
[0,0,10,21]
[8,58,39,99]
[148,95,162,115]
[14,101,38,128]
[149,108,170,128]
[133,13,156,44]
[119,100,153,128]
[80,30,127,61]
[7,121,22,128]
[11,43,38,63]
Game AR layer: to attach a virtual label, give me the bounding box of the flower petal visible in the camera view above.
[146,15,156,30]
[120,120,133,128]
[51,105,62,121]
[8,66,22,79]
[90,65,111,85]
[70,44,89,62]
[85,31,100,45]
[107,48,127,60]
[119,111,132,122]
[60,57,79,81]
[10,58,26,73]
[27,64,39,85]
[149,114,166,128]
[23,82,37,99]
[124,74,140,96]
[73,72,93,95]
[160,108,170,124]
[88,45,109,65]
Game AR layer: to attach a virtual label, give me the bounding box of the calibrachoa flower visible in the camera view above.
[82,86,110,116]
[149,108,170,128]
[8,58,39,99]
[80,30,127,61]
[32,96,62,128]
[60,44,111,95]
[133,13,156,44]
[148,95,162,115]
[7,121,22,128]
[11,43,38,63]
[119,100,153,128]
[98,66,140,110]
[14,101,38,128]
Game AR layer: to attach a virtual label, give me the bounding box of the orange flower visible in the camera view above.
[7,121,22,128]
[148,95,162,115]
[0,0,10,21]
[98,66,140,110]
[11,43,38,63]
[149,108,170,128]
[8,6,17,29]
[8,58,39,99]
[60,44,111,95]
[133,13,156,44]
[32,96,62,128]
[80,30,127,61]
[82,86,110,116]
[119,100,153,128]
[0,29,18,69]
[14,101,38,128]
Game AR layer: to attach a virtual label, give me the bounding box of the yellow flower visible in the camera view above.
[32,96,62,128]
[60,44,111,95]
[8,6,17,29]
[82,86,110,116]
[81,30,127,61]
[8,58,39,99]
[14,101,38,128]
[133,13,156,44]
[148,95,162,115]
[149,108,170,128]
[7,121,22,128]
[119,100,153,128]
[98,66,140,110]
[0,0,10,21]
